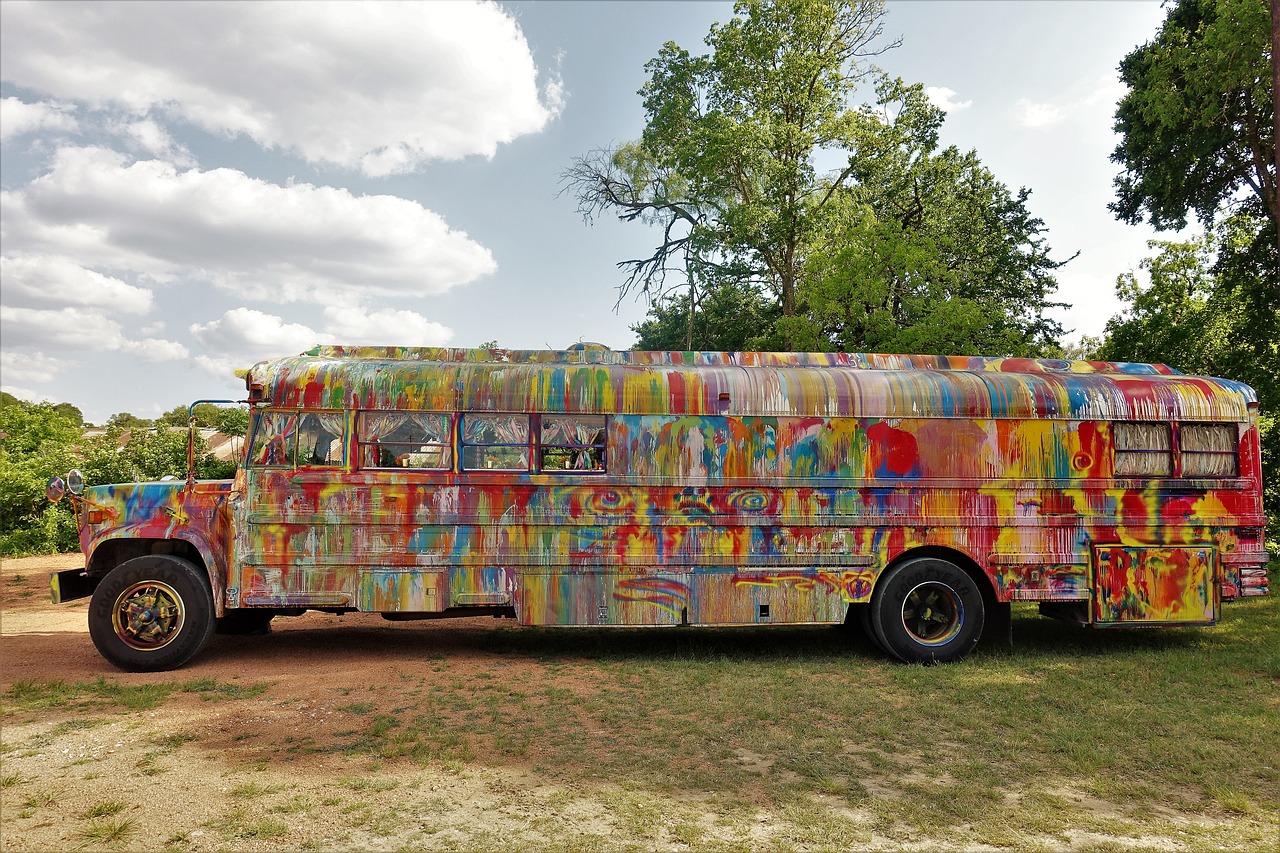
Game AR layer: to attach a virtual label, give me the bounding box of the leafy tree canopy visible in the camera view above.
[158,403,250,436]
[570,0,1067,355]
[1111,0,1276,250]
[107,411,152,428]
[0,398,238,556]
[792,78,1068,355]
[567,0,898,348]
[1095,214,1279,547]
[633,280,779,350]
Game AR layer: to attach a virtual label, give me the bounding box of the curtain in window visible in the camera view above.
[464,415,528,444]
[542,416,603,445]
[1113,422,1172,476]
[359,412,410,442]
[1181,424,1237,476]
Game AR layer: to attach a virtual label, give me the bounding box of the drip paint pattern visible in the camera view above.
[58,346,1269,669]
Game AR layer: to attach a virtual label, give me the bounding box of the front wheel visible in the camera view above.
[869,557,984,664]
[88,555,215,672]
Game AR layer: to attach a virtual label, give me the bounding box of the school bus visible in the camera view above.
[47,345,1270,671]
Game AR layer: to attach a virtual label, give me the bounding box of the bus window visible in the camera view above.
[462,414,529,470]
[1114,422,1172,476]
[358,412,453,470]
[298,413,344,466]
[1181,423,1238,477]
[540,415,606,472]
[248,411,298,467]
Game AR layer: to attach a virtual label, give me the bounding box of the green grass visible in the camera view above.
[81,799,127,819]
[2,676,270,714]
[76,817,137,847]
[308,597,1279,847]
[5,597,1276,848]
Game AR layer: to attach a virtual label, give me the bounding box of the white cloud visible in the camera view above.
[0,96,78,141]
[1016,98,1066,129]
[189,308,320,361]
[105,116,194,165]
[189,305,455,364]
[2,146,497,302]
[319,306,453,347]
[0,255,152,313]
[120,338,190,362]
[1080,73,1127,110]
[925,86,971,112]
[0,305,187,359]
[0,383,54,404]
[0,0,562,175]
[0,350,72,383]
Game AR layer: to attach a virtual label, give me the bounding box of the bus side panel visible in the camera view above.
[358,569,445,611]
[517,571,688,626]
[689,569,852,625]
[1092,546,1217,625]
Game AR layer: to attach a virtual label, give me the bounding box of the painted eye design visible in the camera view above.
[586,489,634,515]
[727,489,772,513]
[1072,452,1093,470]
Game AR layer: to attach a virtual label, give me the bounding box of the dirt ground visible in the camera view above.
[1,555,1269,852]
[3,554,659,852]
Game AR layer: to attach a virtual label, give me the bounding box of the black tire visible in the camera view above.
[216,610,275,635]
[88,555,216,672]
[869,557,984,664]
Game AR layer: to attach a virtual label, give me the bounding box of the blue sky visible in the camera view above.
[1,0,1170,424]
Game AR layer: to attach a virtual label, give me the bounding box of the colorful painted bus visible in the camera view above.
[48,345,1270,671]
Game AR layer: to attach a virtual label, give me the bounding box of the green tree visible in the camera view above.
[1111,0,1277,254]
[566,0,898,348]
[107,411,151,428]
[51,403,84,425]
[570,0,1067,355]
[0,402,83,555]
[158,403,250,436]
[0,399,237,556]
[633,280,779,350]
[1095,215,1279,548]
[793,78,1067,355]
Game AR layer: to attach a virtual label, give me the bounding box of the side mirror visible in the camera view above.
[46,476,66,502]
[67,469,85,495]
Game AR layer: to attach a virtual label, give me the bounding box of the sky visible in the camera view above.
[0,0,1174,425]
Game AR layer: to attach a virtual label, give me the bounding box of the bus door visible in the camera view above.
[236,410,357,611]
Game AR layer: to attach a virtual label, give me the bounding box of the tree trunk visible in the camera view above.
[1272,0,1279,253]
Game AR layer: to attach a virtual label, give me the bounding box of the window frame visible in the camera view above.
[1112,421,1173,477]
[537,414,607,474]
[247,409,345,469]
[460,413,532,472]
[1177,422,1239,478]
[1111,420,1241,479]
[356,411,454,471]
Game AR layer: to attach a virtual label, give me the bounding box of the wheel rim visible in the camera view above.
[900,581,963,645]
[112,581,185,652]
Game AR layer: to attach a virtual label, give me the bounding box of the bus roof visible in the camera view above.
[244,346,1257,422]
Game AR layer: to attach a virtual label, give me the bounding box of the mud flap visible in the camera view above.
[50,567,97,604]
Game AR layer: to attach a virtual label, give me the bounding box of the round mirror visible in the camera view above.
[46,476,66,503]
[67,469,85,495]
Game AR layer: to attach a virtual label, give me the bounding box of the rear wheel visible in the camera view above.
[88,555,215,672]
[869,557,984,664]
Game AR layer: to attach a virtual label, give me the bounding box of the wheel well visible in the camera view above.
[88,539,207,578]
[883,545,998,607]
